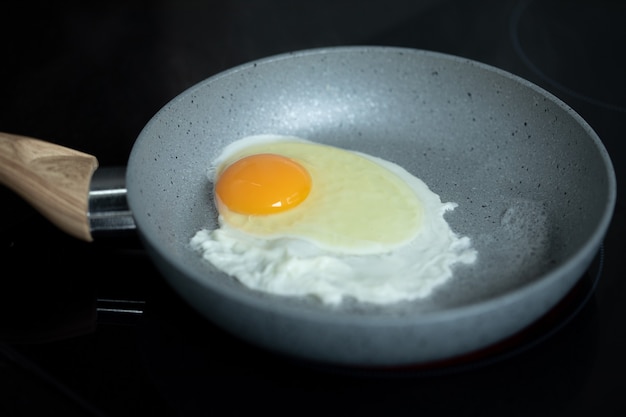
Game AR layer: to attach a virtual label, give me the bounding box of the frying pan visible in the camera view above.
[0,46,616,367]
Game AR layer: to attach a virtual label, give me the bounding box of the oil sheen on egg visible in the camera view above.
[190,134,477,306]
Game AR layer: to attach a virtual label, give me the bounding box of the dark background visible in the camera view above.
[1,0,624,416]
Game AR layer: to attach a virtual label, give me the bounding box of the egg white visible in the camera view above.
[210,135,425,254]
[190,135,477,306]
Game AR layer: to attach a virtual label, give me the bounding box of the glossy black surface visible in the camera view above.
[1,1,624,415]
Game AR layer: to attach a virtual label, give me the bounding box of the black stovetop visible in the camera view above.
[1,1,625,416]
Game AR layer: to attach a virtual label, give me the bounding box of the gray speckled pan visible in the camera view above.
[126,46,616,366]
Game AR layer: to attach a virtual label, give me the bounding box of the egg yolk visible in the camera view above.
[215,153,312,215]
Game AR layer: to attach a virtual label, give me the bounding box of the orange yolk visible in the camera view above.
[215,153,312,215]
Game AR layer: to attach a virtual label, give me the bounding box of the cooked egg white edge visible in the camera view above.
[190,135,477,306]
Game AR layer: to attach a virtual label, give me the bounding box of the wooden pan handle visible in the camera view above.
[0,132,98,241]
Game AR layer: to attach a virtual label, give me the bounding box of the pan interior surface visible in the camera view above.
[126,46,615,364]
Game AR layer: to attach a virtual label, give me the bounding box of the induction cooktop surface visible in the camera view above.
[1,1,624,416]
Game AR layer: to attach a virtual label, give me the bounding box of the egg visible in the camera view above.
[190,134,477,306]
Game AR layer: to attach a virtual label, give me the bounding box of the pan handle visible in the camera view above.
[0,132,98,242]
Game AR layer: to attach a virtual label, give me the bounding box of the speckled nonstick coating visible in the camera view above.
[126,46,616,367]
